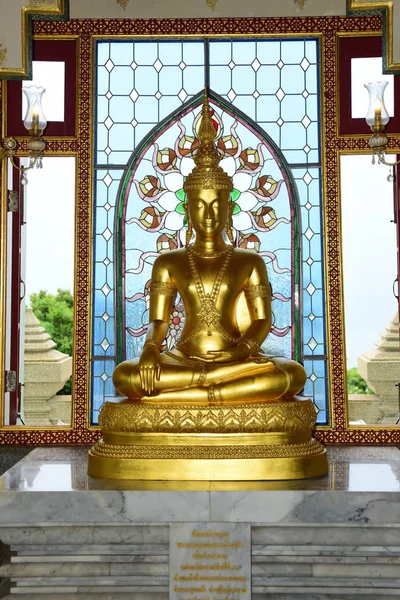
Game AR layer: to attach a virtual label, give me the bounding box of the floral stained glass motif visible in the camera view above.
[118,95,300,363]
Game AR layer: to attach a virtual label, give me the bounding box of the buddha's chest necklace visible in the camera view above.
[187,245,233,332]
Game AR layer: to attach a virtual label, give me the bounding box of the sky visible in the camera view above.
[341,155,397,367]
[24,156,75,304]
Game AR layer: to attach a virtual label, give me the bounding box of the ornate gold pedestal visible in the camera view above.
[88,398,328,481]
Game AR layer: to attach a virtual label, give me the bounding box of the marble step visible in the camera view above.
[253,543,400,555]
[252,562,400,577]
[5,592,168,598]
[4,591,400,599]
[6,560,400,578]
[253,591,400,598]
[9,586,169,594]
[11,555,168,563]
[252,553,400,562]
[252,577,400,587]
[252,527,400,545]
[253,589,400,600]
[2,526,169,545]
[13,544,169,556]
[9,562,168,577]
[13,576,169,586]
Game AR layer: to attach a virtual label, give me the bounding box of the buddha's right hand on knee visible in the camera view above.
[138,344,161,394]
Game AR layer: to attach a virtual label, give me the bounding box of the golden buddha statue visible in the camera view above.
[88,91,328,481]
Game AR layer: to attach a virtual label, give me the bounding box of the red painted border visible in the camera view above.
[338,35,400,136]
[6,39,77,138]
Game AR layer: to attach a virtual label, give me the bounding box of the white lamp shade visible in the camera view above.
[364,80,390,127]
[22,86,47,131]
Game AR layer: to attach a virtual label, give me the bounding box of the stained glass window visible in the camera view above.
[92,38,327,426]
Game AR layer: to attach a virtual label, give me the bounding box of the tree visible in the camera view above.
[347,367,374,395]
[29,289,73,394]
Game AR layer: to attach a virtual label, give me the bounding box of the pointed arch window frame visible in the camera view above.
[114,89,303,365]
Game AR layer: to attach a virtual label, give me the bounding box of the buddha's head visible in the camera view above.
[183,91,233,241]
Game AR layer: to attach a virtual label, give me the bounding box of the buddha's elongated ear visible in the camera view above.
[183,202,193,246]
[225,201,235,245]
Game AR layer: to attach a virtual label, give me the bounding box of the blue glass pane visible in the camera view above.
[110,42,134,66]
[210,39,319,165]
[109,97,134,123]
[281,40,306,64]
[183,66,204,95]
[134,66,158,95]
[281,66,305,94]
[305,40,318,64]
[232,66,256,94]
[305,65,318,94]
[256,95,280,122]
[158,41,183,65]
[280,94,306,122]
[134,42,158,66]
[210,41,232,65]
[209,66,232,95]
[256,66,280,95]
[109,66,134,95]
[95,41,204,165]
[303,360,328,424]
[281,122,307,150]
[256,41,281,65]
[97,68,109,95]
[158,67,184,96]
[98,42,110,66]
[97,96,108,123]
[232,41,257,64]
[182,42,204,65]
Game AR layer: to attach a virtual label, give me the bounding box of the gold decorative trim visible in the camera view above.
[348,1,400,73]
[103,430,310,445]
[0,0,68,79]
[91,438,324,459]
[87,438,328,480]
[0,45,7,67]
[99,399,317,434]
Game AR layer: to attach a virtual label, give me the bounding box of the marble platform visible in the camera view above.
[0,446,400,599]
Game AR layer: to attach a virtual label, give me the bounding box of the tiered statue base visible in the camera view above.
[88,398,328,481]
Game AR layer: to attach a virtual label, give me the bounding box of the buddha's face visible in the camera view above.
[187,189,230,238]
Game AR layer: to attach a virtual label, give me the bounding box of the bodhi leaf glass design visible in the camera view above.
[92,39,327,425]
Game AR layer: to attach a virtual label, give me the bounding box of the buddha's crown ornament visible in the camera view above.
[183,89,233,193]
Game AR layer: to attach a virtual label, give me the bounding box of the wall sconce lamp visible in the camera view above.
[0,86,47,184]
[365,80,400,167]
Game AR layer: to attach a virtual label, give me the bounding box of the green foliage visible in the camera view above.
[347,367,374,395]
[29,289,73,395]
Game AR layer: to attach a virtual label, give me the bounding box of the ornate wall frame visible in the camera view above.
[0,14,399,445]
[0,0,69,79]
[348,0,400,73]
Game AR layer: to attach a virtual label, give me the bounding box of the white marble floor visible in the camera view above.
[1,447,400,599]
[1,445,399,492]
